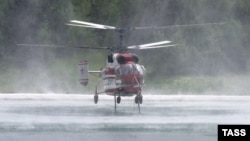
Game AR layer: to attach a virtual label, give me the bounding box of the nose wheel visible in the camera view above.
[94,95,98,104]
[117,96,121,104]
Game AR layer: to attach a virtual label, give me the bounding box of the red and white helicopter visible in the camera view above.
[67,20,224,113]
[68,20,179,113]
[18,20,224,113]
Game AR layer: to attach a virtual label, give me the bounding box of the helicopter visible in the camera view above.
[68,20,181,113]
[17,20,224,113]
[66,20,225,113]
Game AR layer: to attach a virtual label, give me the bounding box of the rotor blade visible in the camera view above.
[66,23,107,29]
[89,71,101,73]
[75,46,112,50]
[69,20,116,29]
[127,40,171,49]
[128,44,179,49]
[16,44,65,48]
[137,44,179,49]
[132,22,226,30]
[16,44,112,50]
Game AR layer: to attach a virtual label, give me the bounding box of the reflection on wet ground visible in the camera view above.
[0,94,250,141]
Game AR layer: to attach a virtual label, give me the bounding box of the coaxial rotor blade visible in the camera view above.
[75,46,112,50]
[16,44,65,48]
[132,22,226,30]
[128,44,179,49]
[136,44,179,49]
[16,44,113,50]
[127,40,171,49]
[66,23,107,29]
[68,20,116,30]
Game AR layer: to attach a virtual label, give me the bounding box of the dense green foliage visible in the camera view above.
[0,0,250,94]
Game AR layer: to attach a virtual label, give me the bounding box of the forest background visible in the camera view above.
[0,0,250,95]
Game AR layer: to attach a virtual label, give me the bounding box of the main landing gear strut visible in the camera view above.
[94,92,142,113]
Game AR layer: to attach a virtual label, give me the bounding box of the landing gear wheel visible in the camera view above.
[117,96,121,104]
[135,95,142,104]
[94,95,98,104]
[135,96,138,104]
[135,95,142,113]
[139,95,143,104]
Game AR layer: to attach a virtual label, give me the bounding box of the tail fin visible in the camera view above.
[78,60,89,86]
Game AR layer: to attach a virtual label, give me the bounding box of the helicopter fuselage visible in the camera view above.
[100,53,145,96]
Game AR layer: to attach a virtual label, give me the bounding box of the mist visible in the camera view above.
[0,0,249,94]
[126,0,250,95]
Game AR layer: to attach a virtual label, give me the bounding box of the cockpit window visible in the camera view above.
[116,64,132,74]
[115,64,145,75]
[135,64,145,75]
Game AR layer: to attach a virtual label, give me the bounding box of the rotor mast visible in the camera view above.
[118,28,126,52]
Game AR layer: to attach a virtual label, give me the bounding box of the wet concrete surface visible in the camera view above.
[0,94,250,141]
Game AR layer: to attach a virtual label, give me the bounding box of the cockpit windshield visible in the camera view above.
[115,64,145,75]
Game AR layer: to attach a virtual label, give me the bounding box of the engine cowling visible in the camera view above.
[116,53,139,64]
